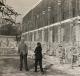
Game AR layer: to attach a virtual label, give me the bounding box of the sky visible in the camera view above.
[6,0,42,22]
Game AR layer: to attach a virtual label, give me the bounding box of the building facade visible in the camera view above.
[22,0,80,64]
[22,0,80,32]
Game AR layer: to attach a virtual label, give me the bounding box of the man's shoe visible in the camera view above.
[34,71,37,72]
[20,69,22,71]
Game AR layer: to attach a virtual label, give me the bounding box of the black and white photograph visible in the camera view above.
[0,0,80,76]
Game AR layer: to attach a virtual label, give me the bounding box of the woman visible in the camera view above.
[34,42,44,73]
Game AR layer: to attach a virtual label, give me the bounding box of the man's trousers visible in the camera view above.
[20,54,28,71]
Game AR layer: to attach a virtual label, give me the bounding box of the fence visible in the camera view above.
[0,35,18,56]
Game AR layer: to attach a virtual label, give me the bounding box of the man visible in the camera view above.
[34,42,44,73]
[18,38,28,71]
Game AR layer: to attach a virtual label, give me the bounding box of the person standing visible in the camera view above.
[34,42,44,73]
[18,38,28,71]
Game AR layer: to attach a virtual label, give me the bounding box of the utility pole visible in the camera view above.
[58,0,61,44]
